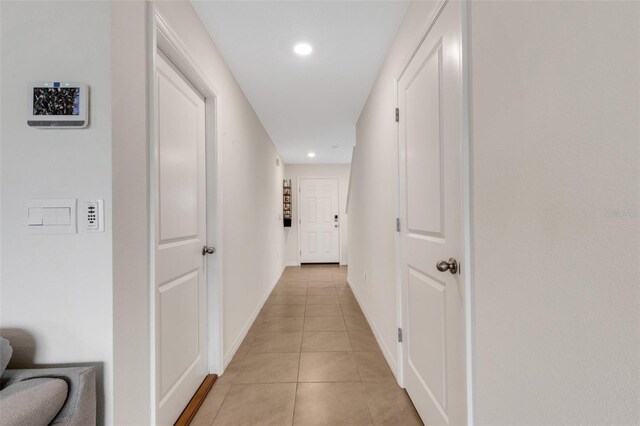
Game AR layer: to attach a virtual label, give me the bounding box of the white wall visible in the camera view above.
[348,0,439,377]
[0,2,113,424]
[111,2,150,424]
[284,164,350,266]
[350,0,640,424]
[469,1,640,424]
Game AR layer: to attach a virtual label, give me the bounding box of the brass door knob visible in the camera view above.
[436,258,458,274]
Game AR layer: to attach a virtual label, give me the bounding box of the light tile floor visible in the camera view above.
[192,265,423,426]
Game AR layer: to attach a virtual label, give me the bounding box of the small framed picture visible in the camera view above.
[284,188,291,195]
[284,204,290,211]
[284,195,291,203]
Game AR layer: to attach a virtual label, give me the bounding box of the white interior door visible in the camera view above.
[154,50,208,425]
[299,178,340,263]
[398,1,466,425]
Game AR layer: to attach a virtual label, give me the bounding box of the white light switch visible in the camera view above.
[56,207,71,225]
[28,208,43,225]
[42,208,57,225]
[26,199,77,234]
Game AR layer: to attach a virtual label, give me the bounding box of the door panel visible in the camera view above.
[406,42,444,238]
[158,70,200,242]
[159,272,200,395]
[155,51,208,425]
[398,1,466,425]
[299,178,340,263]
[309,199,317,223]
[308,232,317,254]
[407,267,446,410]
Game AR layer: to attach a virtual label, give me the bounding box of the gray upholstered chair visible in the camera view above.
[0,337,96,426]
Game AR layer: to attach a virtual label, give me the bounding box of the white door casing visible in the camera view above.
[154,50,208,425]
[299,178,340,263]
[397,1,467,425]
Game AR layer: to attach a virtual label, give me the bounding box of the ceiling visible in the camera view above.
[191,1,409,164]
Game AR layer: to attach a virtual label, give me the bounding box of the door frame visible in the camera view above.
[296,176,341,265]
[148,9,225,423]
[393,0,474,423]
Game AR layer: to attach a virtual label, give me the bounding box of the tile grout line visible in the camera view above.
[292,278,303,426]
[360,380,377,425]
[207,378,232,426]
[292,275,309,425]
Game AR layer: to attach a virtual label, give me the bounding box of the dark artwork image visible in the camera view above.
[33,87,80,115]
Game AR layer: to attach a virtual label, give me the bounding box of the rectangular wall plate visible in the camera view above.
[26,199,77,234]
[85,200,104,232]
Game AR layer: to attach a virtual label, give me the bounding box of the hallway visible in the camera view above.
[192,265,422,426]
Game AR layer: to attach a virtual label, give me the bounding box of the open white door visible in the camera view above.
[154,50,209,425]
[397,1,467,425]
[299,178,340,263]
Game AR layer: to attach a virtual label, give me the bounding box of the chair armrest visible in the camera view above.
[2,366,96,426]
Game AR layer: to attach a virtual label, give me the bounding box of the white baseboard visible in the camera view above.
[348,280,399,380]
[223,264,285,369]
[285,261,299,267]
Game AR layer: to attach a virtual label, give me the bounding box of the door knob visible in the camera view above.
[202,246,216,256]
[436,258,458,274]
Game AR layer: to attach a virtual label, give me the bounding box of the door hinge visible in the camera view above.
[395,108,399,123]
[396,218,401,232]
[398,327,403,342]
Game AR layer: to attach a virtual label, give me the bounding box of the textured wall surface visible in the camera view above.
[469,2,640,423]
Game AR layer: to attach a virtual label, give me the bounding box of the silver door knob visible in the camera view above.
[202,246,216,256]
[436,258,458,274]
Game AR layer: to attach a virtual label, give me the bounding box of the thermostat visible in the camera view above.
[27,82,89,128]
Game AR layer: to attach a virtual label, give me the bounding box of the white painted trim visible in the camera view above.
[345,145,357,214]
[296,177,301,266]
[461,1,475,423]
[395,0,448,81]
[285,261,300,267]
[149,9,225,422]
[297,176,341,264]
[392,76,404,388]
[349,279,399,379]
[393,0,474,422]
[223,264,285,367]
[146,5,158,424]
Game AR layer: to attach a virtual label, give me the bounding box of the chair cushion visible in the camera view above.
[0,337,12,377]
[0,378,68,426]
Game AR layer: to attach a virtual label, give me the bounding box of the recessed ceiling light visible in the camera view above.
[294,43,313,56]
[307,152,316,158]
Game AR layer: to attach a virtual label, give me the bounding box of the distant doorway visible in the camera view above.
[298,178,340,263]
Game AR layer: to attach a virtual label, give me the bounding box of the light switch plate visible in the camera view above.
[26,199,77,234]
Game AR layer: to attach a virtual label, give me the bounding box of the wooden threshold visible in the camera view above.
[174,374,218,426]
